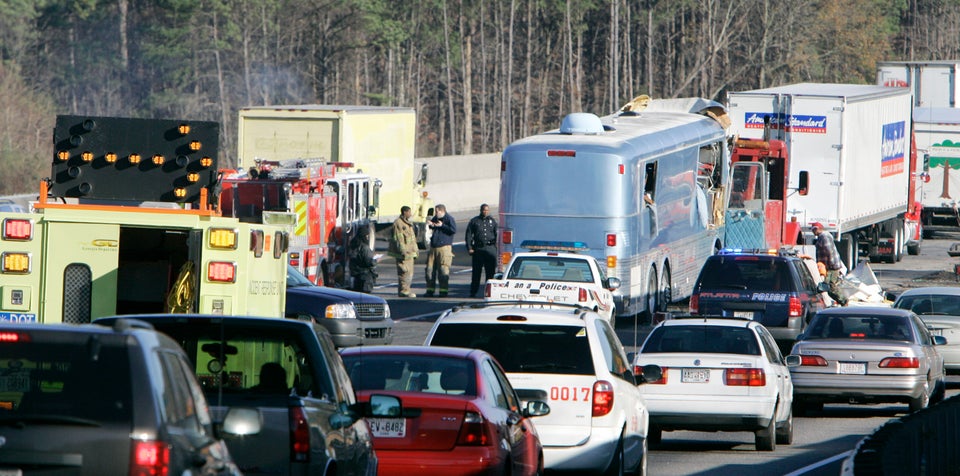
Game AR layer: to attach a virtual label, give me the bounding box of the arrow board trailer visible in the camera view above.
[913,107,960,235]
[498,97,731,320]
[727,84,919,267]
[0,116,289,325]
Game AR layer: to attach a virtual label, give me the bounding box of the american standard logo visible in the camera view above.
[744,112,827,133]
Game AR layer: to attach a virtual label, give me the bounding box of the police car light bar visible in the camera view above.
[520,240,589,252]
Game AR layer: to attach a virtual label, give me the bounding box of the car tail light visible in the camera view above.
[456,411,491,446]
[592,380,615,416]
[879,357,919,368]
[799,355,828,366]
[689,293,699,313]
[635,366,668,384]
[579,288,588,302]
[484,283,492,298]
[724,368,766,386]
[3,219,32,240]
[788,296,802,317]
[290,406,310,462]
[130,440,169,476]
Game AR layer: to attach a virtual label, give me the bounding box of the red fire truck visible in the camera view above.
[219,159,376,287]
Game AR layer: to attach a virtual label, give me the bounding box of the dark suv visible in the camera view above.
[0,320,240,475]
[690,250,829,351]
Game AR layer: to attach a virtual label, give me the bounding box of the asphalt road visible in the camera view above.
[362,218,960,475]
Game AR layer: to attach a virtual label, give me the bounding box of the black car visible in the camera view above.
[0,320,240,475]
[690,249,829,352]
[96,314,397,476]
[285,265,394,347]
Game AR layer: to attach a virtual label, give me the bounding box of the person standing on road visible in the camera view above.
[425,204,456,297]
[389,206,419,298]
[812,222,848,306]
[465,204,498,298]
[348,227,378,293]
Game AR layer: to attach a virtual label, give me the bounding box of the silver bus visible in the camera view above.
[498,98,731,320]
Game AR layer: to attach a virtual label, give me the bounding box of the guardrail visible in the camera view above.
[842,394,960,474]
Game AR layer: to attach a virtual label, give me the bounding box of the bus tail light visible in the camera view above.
[501,230,512,244]
[3,219,33,241]
[606,233,616,246]
[689,293,699,313]
[207,262,237,282]
[606,255,617,268]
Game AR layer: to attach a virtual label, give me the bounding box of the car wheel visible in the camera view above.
[775,404,794,445]
[604,438,624,476]
[635,435,648,476]
[755,409,777,451]
[933,378,947,404]
[648,425,662,446]
[909,382,931,412]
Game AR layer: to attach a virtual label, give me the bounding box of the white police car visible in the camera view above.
[425,302,661,475]
[632,316,796,451]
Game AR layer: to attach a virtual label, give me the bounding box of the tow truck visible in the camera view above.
[0,115,289,323]
[484,241,621,325]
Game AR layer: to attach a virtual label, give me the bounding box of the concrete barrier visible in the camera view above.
[420,153,501,214]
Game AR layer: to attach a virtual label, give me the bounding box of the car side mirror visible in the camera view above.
[797,171,809,196]
[221,407,262,436]
[784,355,802,367]
[493,272,504,280]
[522,400,551,418]
[605,277,622,290]
[366,394,402,417]
[933,335,948,346]
[638,364,663,385]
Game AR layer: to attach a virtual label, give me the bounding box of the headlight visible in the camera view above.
[384,304,391,319]
[325,303,357,319]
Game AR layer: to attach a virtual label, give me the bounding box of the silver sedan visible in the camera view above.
[787,306,946,415]
[892,286,960,374]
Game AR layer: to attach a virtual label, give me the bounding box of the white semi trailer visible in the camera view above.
[727,83,921,267]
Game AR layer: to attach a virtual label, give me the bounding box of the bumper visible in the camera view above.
[321,319,394,347]
[375,448,506,476]
[792,373,925,401]
[543,424,620,473]
[766,324,803,343]
[643,395,775,432]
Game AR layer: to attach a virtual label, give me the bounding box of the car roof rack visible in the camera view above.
[717,247,800,257]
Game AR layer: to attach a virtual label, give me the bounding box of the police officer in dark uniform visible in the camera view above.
[465,204,498,297]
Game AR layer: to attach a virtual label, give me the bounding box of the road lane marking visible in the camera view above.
[783,451,852,476]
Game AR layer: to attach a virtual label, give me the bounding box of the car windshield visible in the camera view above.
[641,325,761,355]
[698,256,792,291]
[430,323,595,375]
[0,336,132,423]
[894,294,960,316]
[804,314,915,341]
[506,257,594,283]
[342,354,477,396]
[287,265,314,287]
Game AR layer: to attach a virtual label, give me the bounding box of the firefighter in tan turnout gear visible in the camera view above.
[390,206,419,297]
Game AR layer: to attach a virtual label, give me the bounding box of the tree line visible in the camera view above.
[1,0,958,196]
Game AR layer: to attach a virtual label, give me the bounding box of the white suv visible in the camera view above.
[632,316,795,451]
[425,303,662,475]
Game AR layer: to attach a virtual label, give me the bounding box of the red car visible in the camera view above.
[341,345,550,475]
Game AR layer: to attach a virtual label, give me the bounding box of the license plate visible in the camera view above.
[733,311,754,319]
[681,368,710,383]
[368,418,406,438]
[0,469,23,476]
[839,362,866,375]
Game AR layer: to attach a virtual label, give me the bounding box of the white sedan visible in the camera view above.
[485,251,620,325]
[892,286,960,373]
[632,316,795,451]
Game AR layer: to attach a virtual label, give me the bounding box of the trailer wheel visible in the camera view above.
[894,226,904,262]
[644,269,658,324]
[658,265,672,313]
[839,234,859,270]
